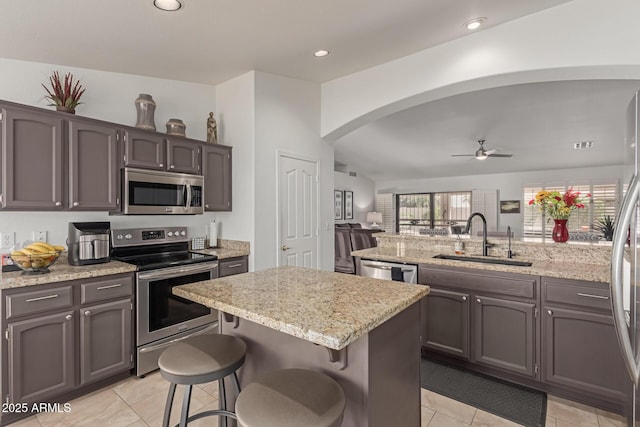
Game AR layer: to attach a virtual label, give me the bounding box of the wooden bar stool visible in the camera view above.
[158,334,246,427]
[235,368,346,427]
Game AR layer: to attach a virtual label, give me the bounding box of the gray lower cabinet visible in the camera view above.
[1,273,134,415]
[7,311,75,404]
[419,265,539,379]
[202,144,232,211]
[68,120,120,210]
[0,106,64,209]
[542,277,627,403]
[423,288,470,359]
[219,256,248,277]
[80,299,132,385]
[473,295,536,377]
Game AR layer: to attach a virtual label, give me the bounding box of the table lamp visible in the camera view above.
[367,212,383,229]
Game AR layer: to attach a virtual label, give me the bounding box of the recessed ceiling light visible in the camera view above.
[314,50,330,58]
[154,0,182,11]
[464,17,486,30]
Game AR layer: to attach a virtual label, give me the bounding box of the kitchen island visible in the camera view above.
[173,265,429,427]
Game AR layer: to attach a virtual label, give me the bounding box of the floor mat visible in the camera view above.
[421,357,547,427]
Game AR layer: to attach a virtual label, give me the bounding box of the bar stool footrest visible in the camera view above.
[172,409,238,427]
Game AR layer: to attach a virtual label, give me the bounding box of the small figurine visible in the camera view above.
[207,112,217,144]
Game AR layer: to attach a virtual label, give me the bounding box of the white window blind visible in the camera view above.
[375,193,394,232]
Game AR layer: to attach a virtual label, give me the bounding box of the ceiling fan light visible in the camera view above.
[475,154,488,160]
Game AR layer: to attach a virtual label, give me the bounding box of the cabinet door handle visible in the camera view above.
[226,263,243,268]
[547,310,553,316]
[205,204,209,208]
[26,294,58,303]
[159,163,164,168]
[55,202,62,206]
[476,298,482,304]
[72,202,79,207]
[97,283,122,290]
[84,310,91,317]
[65,314,72,320]
[462,296,467,301]
[576,293,609,300]
[170,165,175,169]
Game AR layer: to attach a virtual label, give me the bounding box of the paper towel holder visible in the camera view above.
[208,220,219,248]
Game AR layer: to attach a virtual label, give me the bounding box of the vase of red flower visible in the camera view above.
[529,188,590,242]
[551,219,569,243]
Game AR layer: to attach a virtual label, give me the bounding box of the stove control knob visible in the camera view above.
[167,232,173,237]
[174,230,180,236]
[180,231,186,236]
[116,234,123,240]
[124,234,132,240]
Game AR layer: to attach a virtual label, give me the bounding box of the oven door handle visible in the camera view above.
[137,262,218,281]
[139,321,219,353]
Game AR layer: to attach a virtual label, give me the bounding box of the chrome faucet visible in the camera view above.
[464,212,490,256]
[507,225,514,259]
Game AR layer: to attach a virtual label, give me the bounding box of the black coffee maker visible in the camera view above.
[67,222,111,266]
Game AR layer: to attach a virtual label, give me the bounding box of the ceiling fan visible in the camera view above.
[451,139,513,160]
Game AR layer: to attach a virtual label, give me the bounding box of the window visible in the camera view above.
[396,192,471,234]
[523,183,619,238]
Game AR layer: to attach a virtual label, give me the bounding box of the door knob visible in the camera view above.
[281,245,290,251]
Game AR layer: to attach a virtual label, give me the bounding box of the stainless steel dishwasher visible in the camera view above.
[359,259,418,284]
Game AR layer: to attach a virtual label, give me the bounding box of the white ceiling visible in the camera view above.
[6,0,623,184]
[334,80,640,182]
[0,0,570,85]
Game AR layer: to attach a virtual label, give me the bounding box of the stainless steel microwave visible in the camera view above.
[122,168,204,214]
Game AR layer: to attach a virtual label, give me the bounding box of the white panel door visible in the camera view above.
[278,155,318,268]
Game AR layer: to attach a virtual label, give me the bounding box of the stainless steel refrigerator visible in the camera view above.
[612,90,640,426]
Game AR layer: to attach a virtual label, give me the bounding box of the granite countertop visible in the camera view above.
[0,256,137,290]
[173,265,429,350]
[352,247,610,283]
[191,248,250,259]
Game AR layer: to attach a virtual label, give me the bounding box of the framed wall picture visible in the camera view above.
[334,190,343,220]
[500,200,521,214]
[344,191,353,219]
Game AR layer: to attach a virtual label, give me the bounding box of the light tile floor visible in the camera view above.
[8,371,628,427]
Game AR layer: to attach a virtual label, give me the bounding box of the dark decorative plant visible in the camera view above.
[42,71,86,113]
[594,215,615,241]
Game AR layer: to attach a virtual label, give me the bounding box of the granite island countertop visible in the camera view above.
[352,246,610,283]
[173,265,429,350]
[0,255,137,290]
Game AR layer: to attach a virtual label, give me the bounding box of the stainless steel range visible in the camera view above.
[111,226,218,376]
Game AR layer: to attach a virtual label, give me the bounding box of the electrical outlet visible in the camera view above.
[32,231,47,243]
[0,232,15,249]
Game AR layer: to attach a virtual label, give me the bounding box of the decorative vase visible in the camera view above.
[166,118,186,136]
[56,106,75,114]
[552,219,569,243]
[134,94,156,131]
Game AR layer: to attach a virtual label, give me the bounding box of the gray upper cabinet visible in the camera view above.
[422,288,470,360]
[167,139,201,174]
[7,311,75,404]
[123,128,166,170]
[202,144,232,211]
[1,107,64,209]
[80,299,132,385]
[68,120,120,210]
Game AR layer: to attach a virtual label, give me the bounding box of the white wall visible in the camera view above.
[0,58,224,252]
[334,171,375,225]
[214,72,256,269]
[253,72,334,271]
[376,165,623,237]
[321,0,640,140]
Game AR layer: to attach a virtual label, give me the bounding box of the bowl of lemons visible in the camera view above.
[10,242,65,274]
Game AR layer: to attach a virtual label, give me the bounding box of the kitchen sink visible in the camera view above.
[432,254,533,267]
